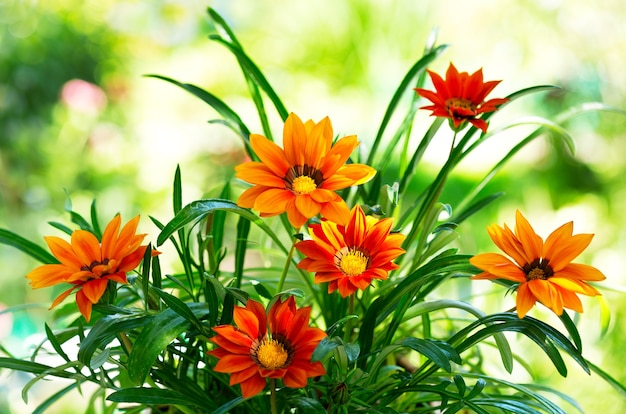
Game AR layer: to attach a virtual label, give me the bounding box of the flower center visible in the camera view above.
[284,164,324,195]
[81,258,116,278]
[254,337,290,370]
[523,258,554,281]
[445,98,477,119]
[336,248,369,276]
[291,175,317,195]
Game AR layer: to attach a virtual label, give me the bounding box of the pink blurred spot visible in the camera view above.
[60,79,107,115]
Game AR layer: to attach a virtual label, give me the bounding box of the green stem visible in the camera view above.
[276,235,298,293]
[343,294,355,343]
[449,130,458,155]
[270,378,278,414]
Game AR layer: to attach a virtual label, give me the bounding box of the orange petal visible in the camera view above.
[282,113,307,166]
[50,285,79,309]
[253,188,292,215]
[214,354,256,373]
[319,199,350,226]
[513,210,543,265]
[559,287,584,313]
[557,263,606,282]
[101,215,122,260]
[26,264,73,288]
[250,133,290,177]
[75,289,93,322]
[235,163,286,188]
[81,278,109,304]
[44,236,83,269]
[515,283,537,318]
[550,277,600,296]
[344,206,367,247]
[233,306,261,339]
[324,164,376,190]
[527,279,561,315]
[286,200,308,228]
[295,195,321,220]
[469,253,526,283]
[319,135,359,177]
[237,185,270,208]
[71,230,102,266]
[240,374,267,399]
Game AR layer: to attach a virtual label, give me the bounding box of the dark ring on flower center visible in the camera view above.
[522,258,554,281]
[284,164,324,189]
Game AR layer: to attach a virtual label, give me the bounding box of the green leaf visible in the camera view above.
[208,36,289,122]
[0,357,78,379]
[0,228,58,264]
[173,164,182,214]
[234,215,251,289]
[153,288,207,331]
[146,75,254,159]
[157,199,288,255]
[44,323,71,363]
[78,313,153,366]
[398,337,461,372]
[288,396,327,414]
[213,396,245,414]
[90,199,102,240]
[366,43,448,166]
[127,305,208,385]
[107,388,205,409]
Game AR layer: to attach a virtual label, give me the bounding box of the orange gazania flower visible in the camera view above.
[235,112,376,228]
[295,205,405,297]
[26,215,150,322]
[470,210,606,318]
[208,296,326,399]
[415,63,509,133]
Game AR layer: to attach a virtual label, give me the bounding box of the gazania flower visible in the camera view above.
[235,112,376,228]
[470,210,605,318]
[26,215,150,322]
[208,296,326,399]
[295,205,405,297]
[415,63,508,133]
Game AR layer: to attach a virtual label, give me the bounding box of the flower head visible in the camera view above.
[415,63,508,133]
[235,112,376,228]
[208,296,326,399]
[26,215,150,322]
[470,210,605,318]
[295,205,405,297]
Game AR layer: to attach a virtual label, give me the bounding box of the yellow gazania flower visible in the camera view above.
[235,112,376,228]
[470,210,606,318]
[26,215,150,322]
[295,205,405,297]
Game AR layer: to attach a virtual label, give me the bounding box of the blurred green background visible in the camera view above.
[1,0,625,412]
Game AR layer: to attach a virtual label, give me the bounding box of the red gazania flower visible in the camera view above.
[295,205,405,297]
[235,112,376,228]
[470,210,606,318]
[208,296,326,399]
[26,215,150,322]
[415,63,509,133]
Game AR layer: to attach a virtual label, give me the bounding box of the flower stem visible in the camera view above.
[343,294,355,343]
[270,378,278,414]
[276,235,298,293]
[449,130,458,156]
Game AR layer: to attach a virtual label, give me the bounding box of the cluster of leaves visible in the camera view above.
[1,7,625,414]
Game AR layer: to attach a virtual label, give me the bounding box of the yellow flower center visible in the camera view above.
[445,97,476,112]
[291,175,317,195]
[527,267,546,280]
[338,249,369,276]
[256,338,289,370]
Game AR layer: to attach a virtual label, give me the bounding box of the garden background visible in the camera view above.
[1,0,625,412]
